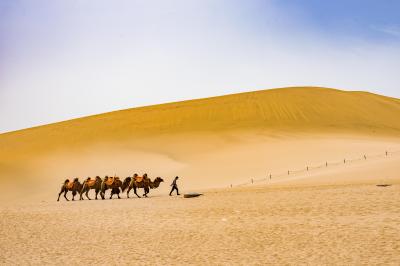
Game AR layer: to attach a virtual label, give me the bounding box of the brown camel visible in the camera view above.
[57,178,83,201]
[122,174,163,198]
[100,175,123,200]
[121,173,149,198]
[80,176,102,200]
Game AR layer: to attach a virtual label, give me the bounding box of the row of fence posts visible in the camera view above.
[230,150,393,188]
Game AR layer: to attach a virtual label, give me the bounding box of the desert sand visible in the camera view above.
[1,87,400,265]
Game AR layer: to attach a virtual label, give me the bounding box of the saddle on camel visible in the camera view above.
[85,177,97,187]
[134,174,145,183]
[105,175,119,186]
[66,178,79,189]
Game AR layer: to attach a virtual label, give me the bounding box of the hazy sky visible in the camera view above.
[1,0,400,133]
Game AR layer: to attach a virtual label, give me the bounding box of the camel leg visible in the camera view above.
[100,187,107,200]
[142,187,147,197]
[95,190,99,200]
[57,187,64,201]
[64,190,69,201]
[112,187,121,199]
[126,187,131,198]
[72,191,76,201]
[85,190,91,200]
[79,188,85,200]
[110,187,117,199]
[133,187,141,198]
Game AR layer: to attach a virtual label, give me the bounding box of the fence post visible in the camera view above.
[288,170,290,175]
[230,184,232,188]
[269,174,272,180]
[251,178,253,184]
[326,162,328,167]
[307,166,309,171]
[344,159,346,164]
[386,151,388,156]
[364,155,367,160]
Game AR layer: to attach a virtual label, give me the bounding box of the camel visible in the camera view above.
[122,174,163,198]
[121,173,149,198]
[80,176,102,200]
[57,178,83,201]
[100,175,123,200]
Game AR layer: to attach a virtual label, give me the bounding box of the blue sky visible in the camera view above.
[1,0,400,133]
[276,0,400,39]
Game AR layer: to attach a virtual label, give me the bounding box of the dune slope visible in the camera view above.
[1,87,400,157]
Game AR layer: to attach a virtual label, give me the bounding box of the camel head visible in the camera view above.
[73,177,79,183]
[149,177,164,189]
[96,176,101,181]
[154,177,164,183]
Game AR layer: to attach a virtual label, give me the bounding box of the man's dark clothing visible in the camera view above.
[169,177,180,196]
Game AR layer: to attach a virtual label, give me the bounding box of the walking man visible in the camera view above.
[169,176,180,196]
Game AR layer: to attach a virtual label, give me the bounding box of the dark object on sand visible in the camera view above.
[184,193,203,198]
[376,184,392,187]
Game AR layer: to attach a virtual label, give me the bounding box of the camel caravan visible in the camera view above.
[57,174,164,201]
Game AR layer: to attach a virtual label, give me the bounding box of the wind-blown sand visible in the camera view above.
[1,87,400,265]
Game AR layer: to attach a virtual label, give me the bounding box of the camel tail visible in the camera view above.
[121,177,131,192]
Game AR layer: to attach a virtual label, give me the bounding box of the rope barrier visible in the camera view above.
[230,149,400,188]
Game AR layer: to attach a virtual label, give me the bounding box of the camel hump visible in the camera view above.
[64,179,70,184]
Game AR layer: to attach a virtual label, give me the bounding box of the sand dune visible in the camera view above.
[1,87,400,264]
[1,87,400,186]
[1,87,400,159]
[1,87,399,194]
